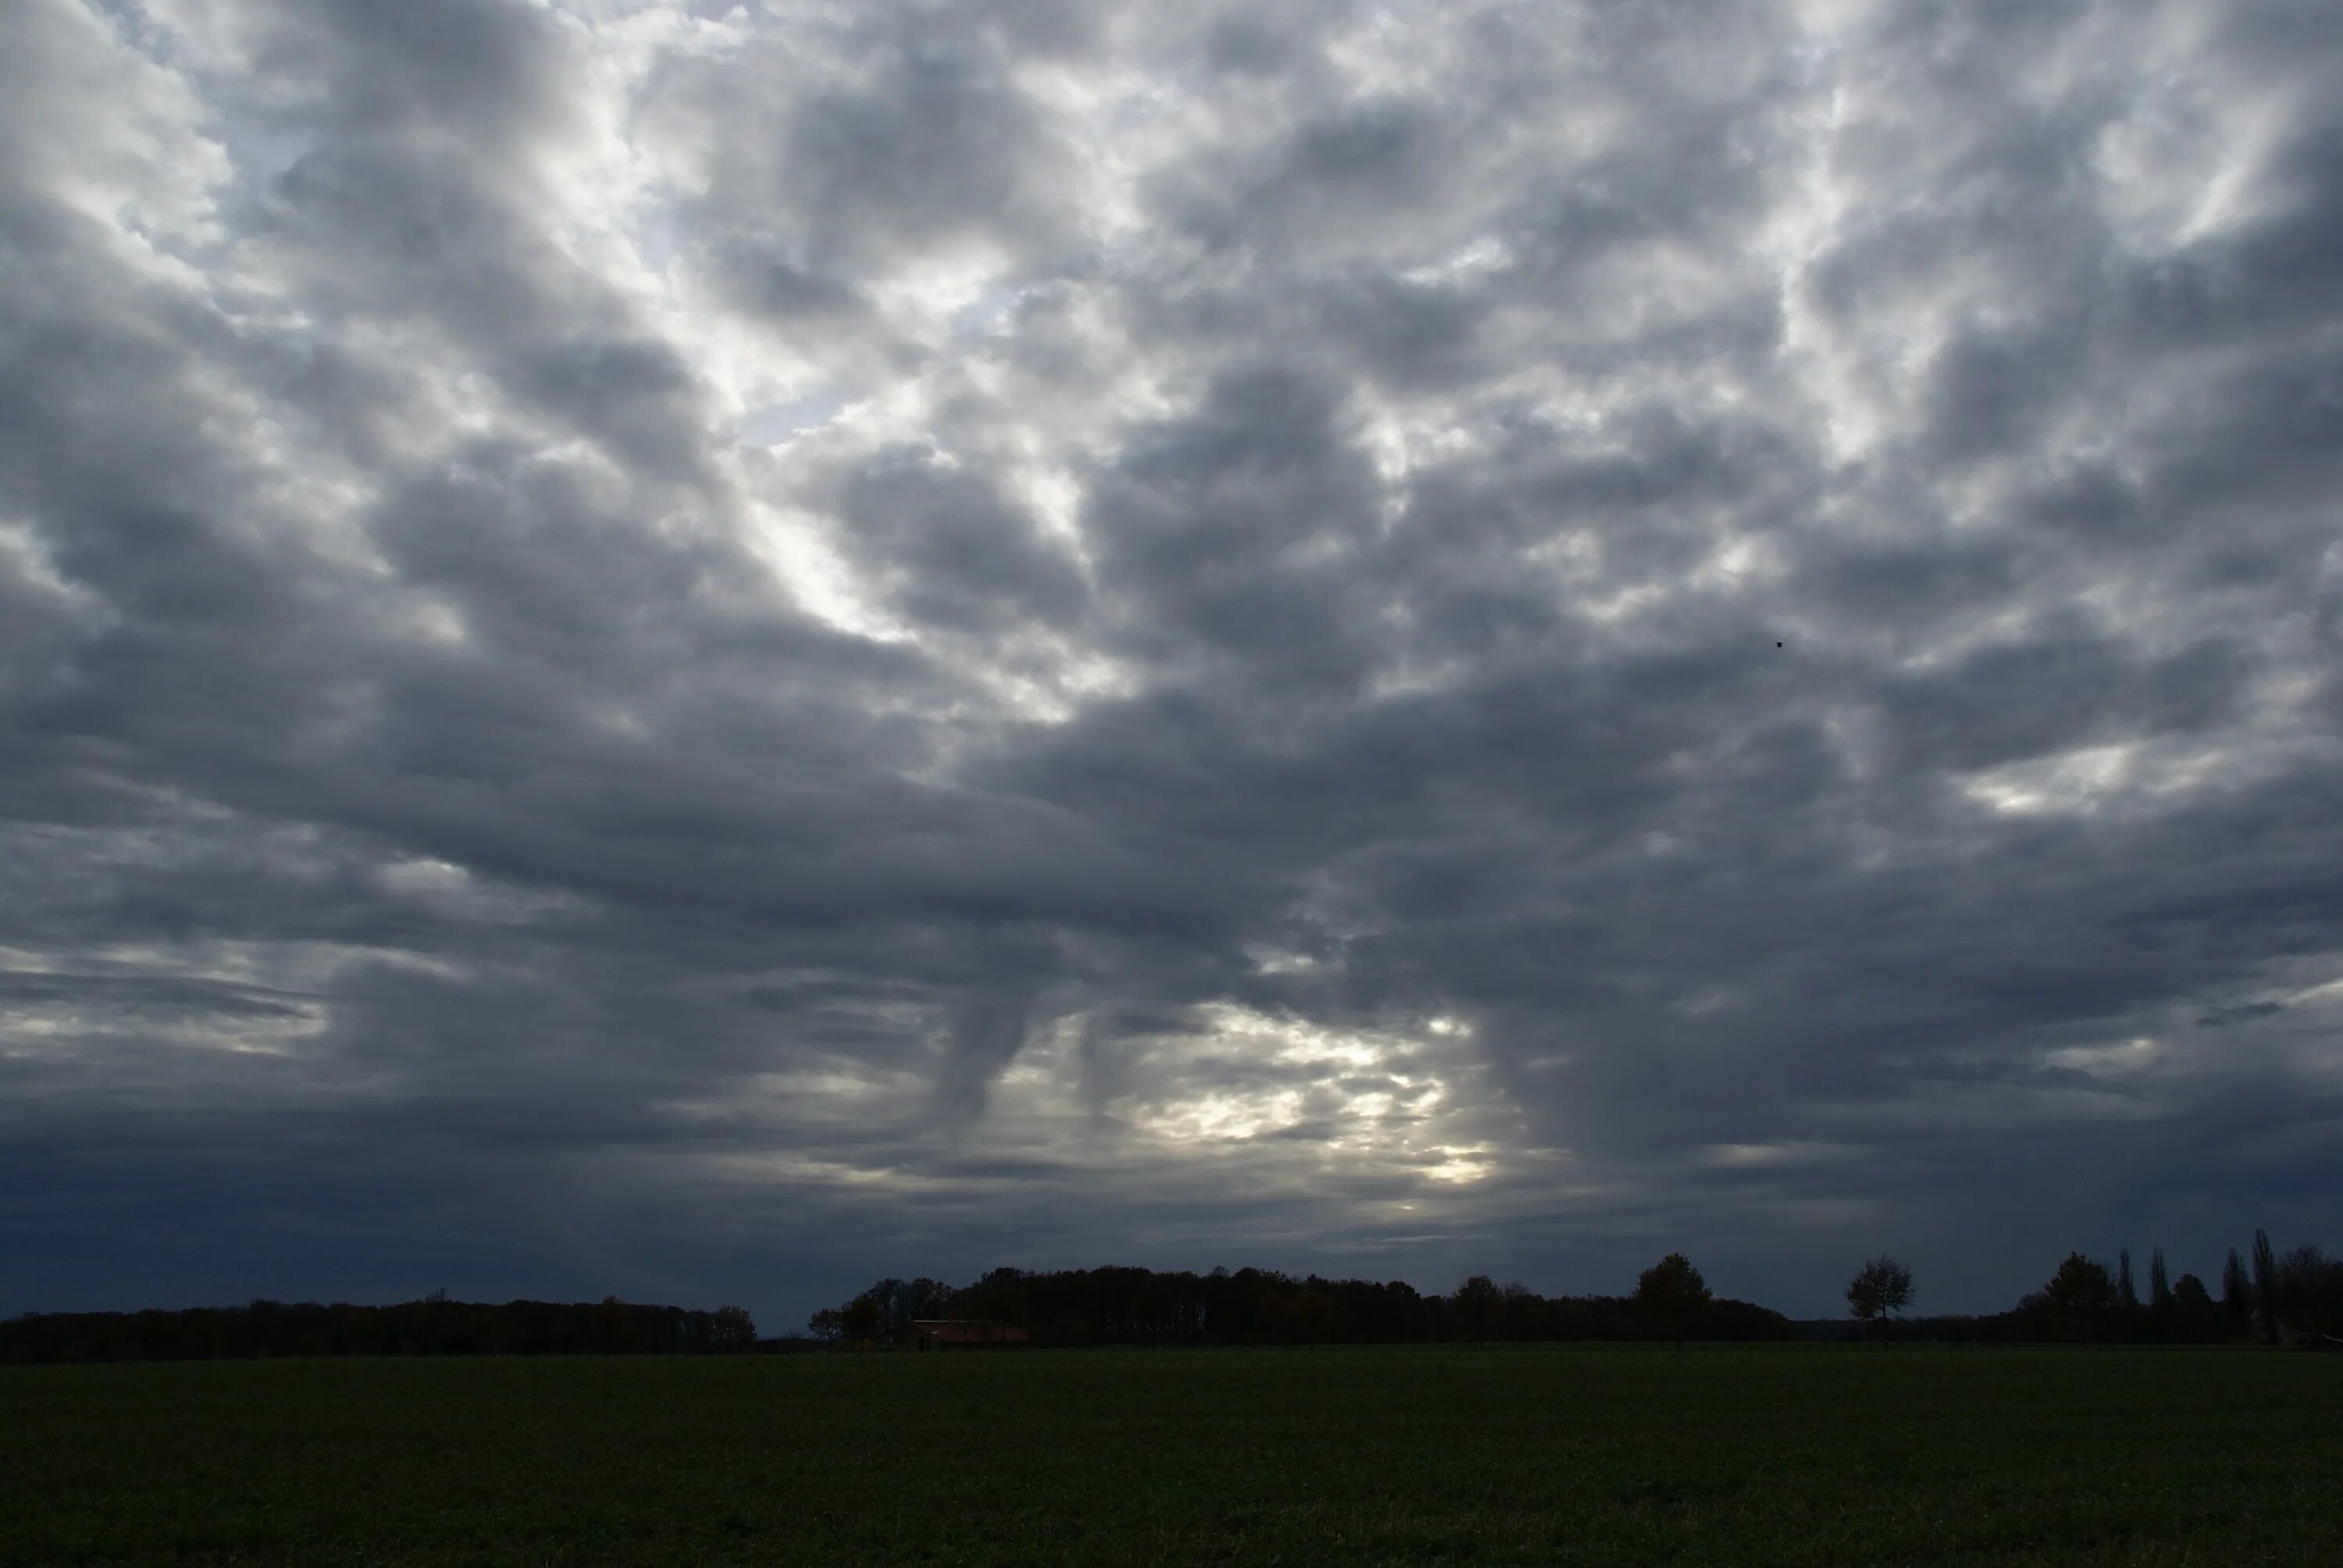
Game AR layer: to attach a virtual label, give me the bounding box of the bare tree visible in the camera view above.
[1846,1256,1916,1340]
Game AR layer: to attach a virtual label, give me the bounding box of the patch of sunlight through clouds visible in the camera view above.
[1097,1003,1496,1187]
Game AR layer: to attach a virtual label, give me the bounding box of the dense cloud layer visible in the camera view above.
[5,0,2341,1324]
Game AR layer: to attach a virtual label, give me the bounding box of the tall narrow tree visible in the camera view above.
[2223,1248,2253,1337]
[2148,1248,2174,1340]
[2252,1228,2281,1343]
[2116,1249,2139,1311]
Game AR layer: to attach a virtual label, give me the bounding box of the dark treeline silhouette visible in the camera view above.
[0,1294,758,1365]
[1807,1229,2343,1346]
[817,1229,2343,1351]
[9,1228,2335,1363]
[808,1256,1793,1348]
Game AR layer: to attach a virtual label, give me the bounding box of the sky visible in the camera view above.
[3,0,2340,1332]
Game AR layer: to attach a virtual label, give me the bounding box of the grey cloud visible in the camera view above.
[1314,274,1492,393]
[709,242,872,324]
[5,0,2343,1332]
[237,0,584,143]
[1082,366,1387,689]
[936,992,1035,1119]
[646,9,1082,276]
[819,445,1087,633]
[2197,1001,2285,1029]
[1872,622,2260,774]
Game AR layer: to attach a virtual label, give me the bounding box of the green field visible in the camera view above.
[5,1345,2338,1566]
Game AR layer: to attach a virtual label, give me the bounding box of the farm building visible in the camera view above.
[898,1319,1030,1351]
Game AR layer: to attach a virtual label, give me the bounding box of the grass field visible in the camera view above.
[4,1345,2338,1566]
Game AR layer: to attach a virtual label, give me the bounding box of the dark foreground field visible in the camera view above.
[5,1345,2338,1566]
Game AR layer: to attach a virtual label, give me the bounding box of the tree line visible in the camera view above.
[5,1227,2332,1363]
[1895,1230,2343,1347]
[0,1293,758,1365]
[808,1254,1790,1348]
[813,1228,2343,1350]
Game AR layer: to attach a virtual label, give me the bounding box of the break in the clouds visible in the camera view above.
[5,0,2341,1325]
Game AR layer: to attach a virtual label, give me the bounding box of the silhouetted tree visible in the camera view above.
[710,1305,756,1352]
[2171,1274,2220,1343]
[2042,1253,2117,1341]
[1447,1275,1505,1342]
[2148,1247,2173,1335]
[1700,1298,1796,1341]
[2252,1228,2280,1344]
[1845,1256,1915,1339]
[1633,1253,1711,1344]
[839,1292,881,1345]
[2275,1244,2343,1341]
[1500,1281,1545,1342]
[2222,1249,2254,1338]
[2115,1249,2138,1312]
[963,1267,1029,1330]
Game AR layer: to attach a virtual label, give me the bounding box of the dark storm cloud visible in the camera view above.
[5,0,2342,1328]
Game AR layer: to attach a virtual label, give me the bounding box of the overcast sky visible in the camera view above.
[5,0,2341,1330]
